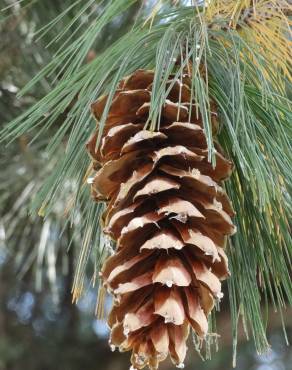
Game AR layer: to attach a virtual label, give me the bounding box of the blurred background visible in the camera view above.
[0,1,291,370]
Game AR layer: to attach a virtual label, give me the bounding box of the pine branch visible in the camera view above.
[0,0,291,361]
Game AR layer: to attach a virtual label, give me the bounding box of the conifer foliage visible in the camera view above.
[1,1,291,368]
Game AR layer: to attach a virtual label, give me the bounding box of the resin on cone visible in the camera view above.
[87,69,236,369]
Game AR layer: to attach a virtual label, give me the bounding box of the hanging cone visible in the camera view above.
[87,69,236,369]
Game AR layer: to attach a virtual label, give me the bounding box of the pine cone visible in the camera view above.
[87,70,236,369]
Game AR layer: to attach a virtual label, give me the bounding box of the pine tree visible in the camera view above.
[1,1,291,369]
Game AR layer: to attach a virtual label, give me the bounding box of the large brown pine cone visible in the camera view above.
[87,70,236,369]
